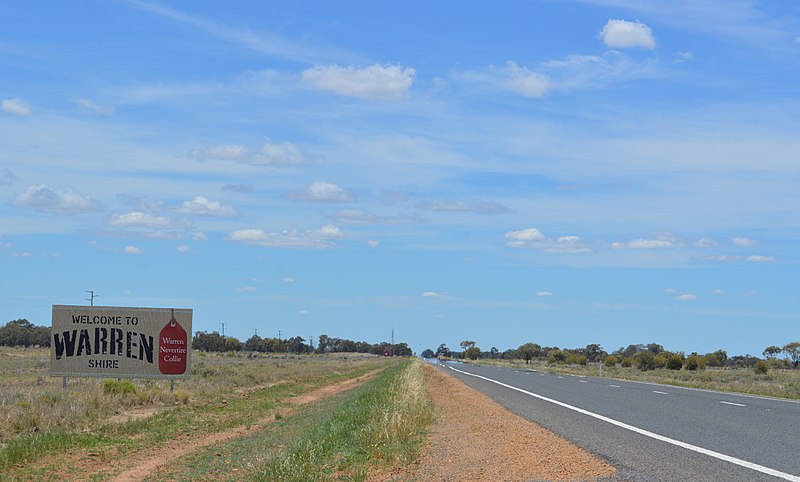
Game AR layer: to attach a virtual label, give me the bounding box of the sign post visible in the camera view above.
[50,305,192,380]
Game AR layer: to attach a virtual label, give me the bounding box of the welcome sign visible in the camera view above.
[50,305,192,379]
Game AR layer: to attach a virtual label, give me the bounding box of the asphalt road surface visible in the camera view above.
[440,362,800,482]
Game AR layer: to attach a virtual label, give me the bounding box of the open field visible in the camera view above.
[0,347,428,480]
[471,358,800,399]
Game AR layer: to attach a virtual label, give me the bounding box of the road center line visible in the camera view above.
[720,401,747,407]
[448,365,800,482]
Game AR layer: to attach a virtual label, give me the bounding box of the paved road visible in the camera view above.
[440,362,800,481]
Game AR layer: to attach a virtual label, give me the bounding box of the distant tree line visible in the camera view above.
[424,340,800,372]
[192,331,412,356]
[0,319,50,347]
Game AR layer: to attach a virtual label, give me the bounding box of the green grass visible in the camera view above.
[473,358,800,399]
[258,358,432,481]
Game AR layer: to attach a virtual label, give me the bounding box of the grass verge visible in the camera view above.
[258,358,433,481]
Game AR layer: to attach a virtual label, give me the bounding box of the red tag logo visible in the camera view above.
[159,311,188,375]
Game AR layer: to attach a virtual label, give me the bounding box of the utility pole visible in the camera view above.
[253,328,258,337]
[391,327,395,345]
[309,336,314,349]
[220,322,226,339]
[278,330,282,341]
[86,290,97,306]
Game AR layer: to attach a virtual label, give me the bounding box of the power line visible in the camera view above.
[86,290,97,306]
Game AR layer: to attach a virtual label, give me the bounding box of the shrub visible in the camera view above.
[684,355,707,371]
[654,352,671,369]
[635,351,656,371]
[547,349,567,364]
[666,354,685,370]
[565,354,588,365]
[621,357,633,368]
[103,379,138,395]
[754,360,769,375]
[604,355,618,368]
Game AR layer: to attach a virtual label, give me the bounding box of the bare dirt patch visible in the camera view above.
[377,364,616,482]
[110,369,382,482]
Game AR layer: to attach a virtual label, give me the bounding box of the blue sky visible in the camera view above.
[2,0,799,357]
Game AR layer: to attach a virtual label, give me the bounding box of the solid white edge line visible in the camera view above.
[448,365,800,482]
[653,390,668,395]
[720,401,747,407]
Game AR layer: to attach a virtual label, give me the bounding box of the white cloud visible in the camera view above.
[732,236,756,247]
[190,141,308,167]
[696,237,717,248]
[367,239,379,248]
[1,98,32,116]
[226,224,344,249]
[123,245,142,255]
[108,211,177,228]
[600,19,656,50]
[663,288,677,293]
[536,291,553,297]
[282,277,295,283]
[298,309,310,315]
[74,98,116,116]
[505,228,546,244]
[612,234,680,249]
[505,228,591,253]
[177,244,190,253]
[417,199,510,215]
[11,185,101,214]
[221,184,254,193]
[236,286,256,292]
[502,61,550,97]
[746,255,775,263]
[302,64,415,100]
[176,196,238,217]
[422,291,441,298]
[332,209,419,225]
[673,51,695,63]
[289,182,355,203]
[710,289,726,295]
[1,168,14,185]
[675,293,697,300]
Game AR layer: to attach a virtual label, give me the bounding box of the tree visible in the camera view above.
[0,319,50,347]
[517,342,542,364]
[192,331,226,352]
[244,335,262,352]
[635,351,656,371]
[460,340,476,352]
[435,344,450,358]
[783,342,800,368]
[490,347,499,359]
[394,342,413,357]
[584,344,606,362]
[421,348,435,358]
[763,346,782,360]
[463,345,481,360]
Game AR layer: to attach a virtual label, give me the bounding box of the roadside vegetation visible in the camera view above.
[428,340,800,400]
[0,346,410,480]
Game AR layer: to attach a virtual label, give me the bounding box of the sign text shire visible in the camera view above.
[50,305,192,379]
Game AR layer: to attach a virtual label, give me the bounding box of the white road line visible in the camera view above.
[579,380,588,383]
[609,385,621,388]
[557,376,564,379]
[653,390,668,395]
[720,401,747,407]
[448,366,800,482]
